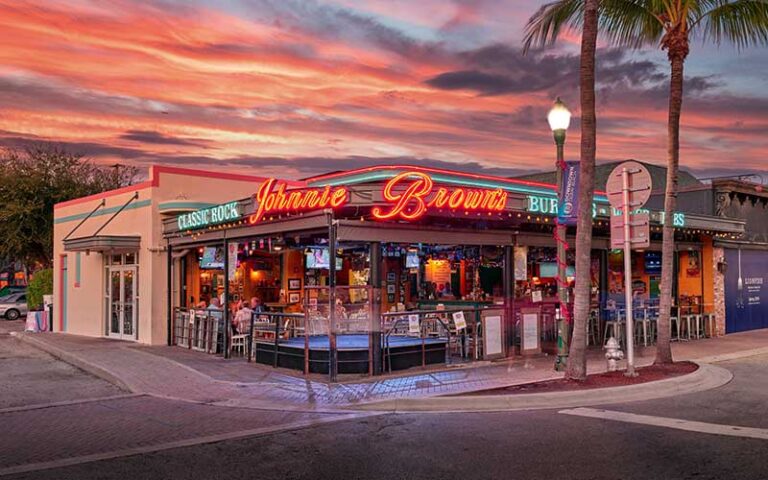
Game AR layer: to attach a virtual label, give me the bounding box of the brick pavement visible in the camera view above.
[0,394,360,474]
[17,329,768,410]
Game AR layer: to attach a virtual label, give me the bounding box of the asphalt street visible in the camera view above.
[5,352,768,480]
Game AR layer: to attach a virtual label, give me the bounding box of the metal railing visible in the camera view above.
[173,307,224,354]
[380,307,483,373]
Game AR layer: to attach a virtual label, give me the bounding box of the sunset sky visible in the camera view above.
[1,0,766,180]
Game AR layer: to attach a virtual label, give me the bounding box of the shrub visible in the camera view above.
[27,268,53,311]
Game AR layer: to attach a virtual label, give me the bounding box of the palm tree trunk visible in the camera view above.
[656,49,685,365]
[565,0,598,381]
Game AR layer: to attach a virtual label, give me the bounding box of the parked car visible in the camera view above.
[0,285,25,298]
[0,292,28,320]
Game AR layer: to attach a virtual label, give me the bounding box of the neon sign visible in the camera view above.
[526,194,686,227]
[248,178,349,224]
[177,201,240,230]
[372,171,508,220]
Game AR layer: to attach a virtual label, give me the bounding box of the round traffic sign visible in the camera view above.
[605,161,652,210]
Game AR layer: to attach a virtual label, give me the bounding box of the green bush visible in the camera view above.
[27,268,53,311]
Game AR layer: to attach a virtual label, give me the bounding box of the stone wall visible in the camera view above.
[713,246,726,336]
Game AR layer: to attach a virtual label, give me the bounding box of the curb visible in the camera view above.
[692,346,768,364]
[11,333,135,393]
[346,362,733,413]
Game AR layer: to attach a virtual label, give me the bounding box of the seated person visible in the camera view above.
[233,301,253,334]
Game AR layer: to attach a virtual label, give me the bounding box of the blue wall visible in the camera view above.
[725,248,768,333]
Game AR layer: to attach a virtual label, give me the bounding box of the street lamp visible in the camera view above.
[548,97,571,372]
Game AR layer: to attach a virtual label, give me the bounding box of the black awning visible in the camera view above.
[63,235,141,253]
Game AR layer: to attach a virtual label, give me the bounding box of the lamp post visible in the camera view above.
[548,97,571,371]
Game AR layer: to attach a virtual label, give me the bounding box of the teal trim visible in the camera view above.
[159,201,215,211]
[55,199,151,224]
[75,252,81,287]
[61,256,68,332]
[309,170,610,203]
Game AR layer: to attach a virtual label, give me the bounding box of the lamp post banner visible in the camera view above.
[557,161,580,226]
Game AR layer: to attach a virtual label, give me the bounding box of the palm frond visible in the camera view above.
[522,0,584,54]
[694,0,768,48]
[600,0,666,47]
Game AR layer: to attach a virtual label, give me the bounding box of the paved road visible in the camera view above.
[0,324,362,477]
[0,323,123,408]
[6,354,768,480]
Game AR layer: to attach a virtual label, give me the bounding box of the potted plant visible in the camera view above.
[26,268,52,332]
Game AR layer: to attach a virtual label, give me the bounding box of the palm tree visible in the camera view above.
[596,0,768,364]
[524,0,600,381]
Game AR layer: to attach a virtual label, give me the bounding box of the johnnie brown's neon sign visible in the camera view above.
[372,171,508,220]
[247,172,507,224]
[248,178,348,224]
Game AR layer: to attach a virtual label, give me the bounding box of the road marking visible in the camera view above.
[0,412,383,477]
[560,407,768,440]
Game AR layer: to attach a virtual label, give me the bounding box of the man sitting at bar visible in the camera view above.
[207,298,222,310]
[250,296,264,314]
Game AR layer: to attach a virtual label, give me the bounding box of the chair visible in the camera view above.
[679,315,692,341]
[231,332,247,355]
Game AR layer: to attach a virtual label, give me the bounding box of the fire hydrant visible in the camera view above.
[604,337,624,372]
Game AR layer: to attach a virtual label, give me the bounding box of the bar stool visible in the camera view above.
[703,313,716,338]
[634,309,652,347]
[679,315,692,340]
[604,320,625,347]
[587,310,600,346]
[690,314,705,339]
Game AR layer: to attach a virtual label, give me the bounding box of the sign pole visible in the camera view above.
[621,168,637,377]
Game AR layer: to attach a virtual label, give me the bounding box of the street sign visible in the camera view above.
[606,161,652,210]
[604,161,654,378]
[610,212,650,249]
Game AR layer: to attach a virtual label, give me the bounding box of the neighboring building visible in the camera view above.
[52,166,277,344]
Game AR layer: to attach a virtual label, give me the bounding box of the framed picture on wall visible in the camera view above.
[387,294,395,303]
[288,278,301,290]
[288,292,301,304]
[386,284,396,294]
[387,272,396,283]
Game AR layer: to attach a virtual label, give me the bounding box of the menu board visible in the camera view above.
[484,315,503,357]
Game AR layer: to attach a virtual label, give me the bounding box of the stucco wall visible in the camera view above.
[53,166,271,345]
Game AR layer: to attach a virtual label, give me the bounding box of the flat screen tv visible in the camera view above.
[538,262,575,278]
[644,251,662,274]
[405,251,420,269]
[305,248,343,270]
[199,247,224,269]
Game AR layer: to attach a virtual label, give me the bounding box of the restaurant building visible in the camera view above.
[53,164,746,376]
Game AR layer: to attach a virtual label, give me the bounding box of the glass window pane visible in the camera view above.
[111,254,122,265]
[125,253,136,265]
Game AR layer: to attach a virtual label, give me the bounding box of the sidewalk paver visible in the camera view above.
[16,329,768,410]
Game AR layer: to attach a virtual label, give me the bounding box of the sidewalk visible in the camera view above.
[15,329,768,411]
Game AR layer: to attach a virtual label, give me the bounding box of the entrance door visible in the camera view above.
[108,266,137,340]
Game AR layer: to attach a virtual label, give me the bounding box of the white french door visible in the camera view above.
[107,266,137,340]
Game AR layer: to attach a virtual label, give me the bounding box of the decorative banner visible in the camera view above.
[227,242,238,281]
[452,311,467,330]
[408,314,420,334]
[557,161,580,226]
